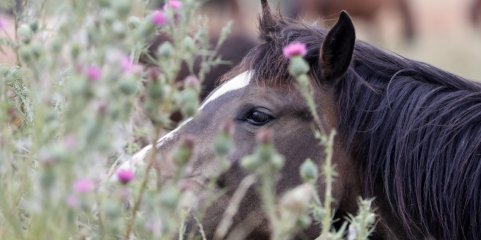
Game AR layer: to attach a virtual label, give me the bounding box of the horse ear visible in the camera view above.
[320,11,356,83]
[259,0,277,39]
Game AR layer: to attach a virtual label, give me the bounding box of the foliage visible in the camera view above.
[0,0,375,239]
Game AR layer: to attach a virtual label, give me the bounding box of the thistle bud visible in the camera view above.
[240,155,261,172]
[127,16,141,29]
[179,89,198,117]
[366,213,376,225]
[157,42,175,58]
[31,42,43,59]
[139,19,156,37]
[172,135,195,167]
[160,188,180,209]
[297,215,312,229]
[112,0,131,17]
[312,207,327,222]
[29,20,39,33]
[119,76,137,95]
[17,24,32,43]
[105,203,121,219]
[184,75,200,89]
[300,159,318,183]
[19,45,32,63]
[213,121,234,156]
[270,154,285,170]
[288,57,310,77]
[148,80,164,101]
[182,36,195,53]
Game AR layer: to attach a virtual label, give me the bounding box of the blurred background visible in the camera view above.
[1,0,481,80]
[227,0,481,80]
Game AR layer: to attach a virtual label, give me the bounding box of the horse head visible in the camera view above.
[118,2,361,238]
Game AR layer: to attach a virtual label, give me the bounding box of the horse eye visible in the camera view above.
[244,108,274,126]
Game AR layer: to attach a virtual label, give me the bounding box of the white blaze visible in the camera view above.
[111,71,252,180]
[199,71,252,110]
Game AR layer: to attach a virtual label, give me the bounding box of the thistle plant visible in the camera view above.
[0,0,228,239]
[284,42,376,240]
[0,0,376,239]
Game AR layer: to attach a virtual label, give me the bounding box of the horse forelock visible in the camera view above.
[232,15,481,239]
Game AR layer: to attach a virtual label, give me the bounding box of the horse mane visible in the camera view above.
[228,15,481,239]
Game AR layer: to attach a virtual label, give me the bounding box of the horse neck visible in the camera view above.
[337,58,481,239]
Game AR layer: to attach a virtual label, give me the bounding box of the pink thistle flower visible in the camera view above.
[283,42,307,58]
[66,194,79,208]
[86,66,101,82]
[121,56,134,73]
[152,10,167,26]
[116,169,135,185]
[165,0,182,11]
[0,15,7,31]
[73,179,94,194]
[120,56,142,74]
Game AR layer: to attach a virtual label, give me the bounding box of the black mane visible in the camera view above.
[234,16,481,239]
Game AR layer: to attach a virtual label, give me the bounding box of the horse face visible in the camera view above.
[132,69,354,237]
[149,71,342,237]
[120,6,361,238]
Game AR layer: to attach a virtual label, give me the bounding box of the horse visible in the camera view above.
[285,0,415,42]
[121,0,481,238]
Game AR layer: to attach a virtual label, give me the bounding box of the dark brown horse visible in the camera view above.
[285,0,415,42]
[122,1,481,239]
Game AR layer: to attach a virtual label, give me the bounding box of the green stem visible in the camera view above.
[319,130,336,239]
[124,128,161,240]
